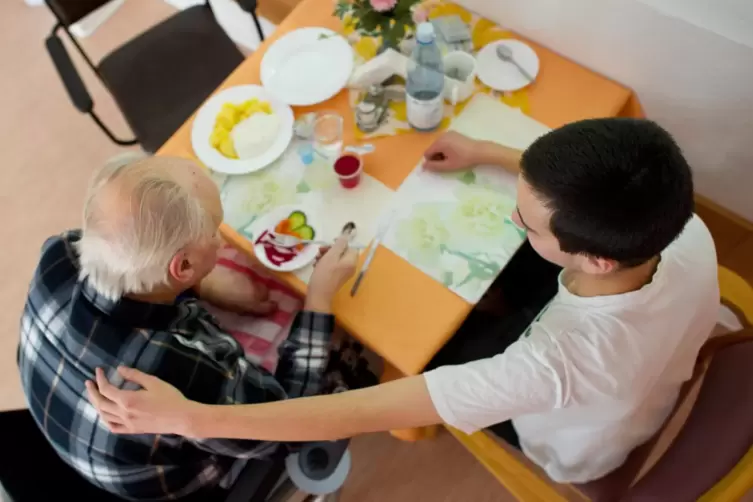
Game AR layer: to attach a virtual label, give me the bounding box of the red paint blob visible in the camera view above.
[255,230,299,266]
[334,155,360,176]
[333,154,362,189]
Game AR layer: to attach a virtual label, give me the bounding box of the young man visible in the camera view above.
[17,155,359,501]
[86,119,719,484]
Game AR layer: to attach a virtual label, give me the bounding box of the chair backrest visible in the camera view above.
[625,339,753,501]
[574,266,753,501]
[719,265,753,325]
[573,345,712,502]
[45,0,112,28]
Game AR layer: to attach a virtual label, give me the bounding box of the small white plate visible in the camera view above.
[247,205,321,273]
[476,40,539,92]
[191,85,294,175]
[261,27,354,106]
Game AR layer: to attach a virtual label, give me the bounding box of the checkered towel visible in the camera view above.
[200,246,303,372]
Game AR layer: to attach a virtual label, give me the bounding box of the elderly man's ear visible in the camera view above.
[168,251,198,285]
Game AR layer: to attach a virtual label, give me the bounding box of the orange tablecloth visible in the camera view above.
[157,0,642,377]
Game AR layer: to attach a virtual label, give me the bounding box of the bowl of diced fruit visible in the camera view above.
[191,85,294,175]
[250,206,321,272]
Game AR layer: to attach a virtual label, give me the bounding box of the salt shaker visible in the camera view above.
[356,85,387,133]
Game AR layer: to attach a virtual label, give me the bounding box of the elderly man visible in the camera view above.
[17,155,358,501]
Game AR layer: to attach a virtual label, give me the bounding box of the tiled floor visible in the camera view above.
[0,1,510,501]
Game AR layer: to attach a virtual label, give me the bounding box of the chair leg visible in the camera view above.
[265,477,299,502]
[251,11,265,42]
[301,490,342,502]
[90,112,139,147]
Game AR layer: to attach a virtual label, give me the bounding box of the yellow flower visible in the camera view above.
[471,18,512,51]
[390,100,408,122]
[352,36,378,60]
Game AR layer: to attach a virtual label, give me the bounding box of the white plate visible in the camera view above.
[248,205,321,272]
[476,40,539,92]
[261,27,354,106]
[191,85,294,175]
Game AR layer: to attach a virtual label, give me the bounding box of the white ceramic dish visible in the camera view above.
[248,205,321,272]
[191,85,294,175]
[475,40,540,92]
[261,27,354,106]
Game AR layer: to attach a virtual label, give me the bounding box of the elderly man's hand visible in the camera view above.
[198,266,276,315]
[305,236,359,313]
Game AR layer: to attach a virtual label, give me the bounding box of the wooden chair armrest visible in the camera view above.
[698,446,753,502]
[446,426,576,502]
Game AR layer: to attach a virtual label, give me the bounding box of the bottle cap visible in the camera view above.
[416,22,435,44]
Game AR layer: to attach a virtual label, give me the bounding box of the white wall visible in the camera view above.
[459,0,753,220]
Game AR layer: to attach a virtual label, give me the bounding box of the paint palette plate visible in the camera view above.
[248,205,321,272]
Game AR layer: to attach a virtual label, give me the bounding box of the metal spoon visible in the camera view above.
[495,45,534,82]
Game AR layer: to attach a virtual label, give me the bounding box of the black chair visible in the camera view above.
[0,408,347,502]
[44,0,265,153]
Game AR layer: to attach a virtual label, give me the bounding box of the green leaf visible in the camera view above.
[442,271,454,287]
[468,262,499,281]
[296,180,311,193]
[393,22,406,41]
[458,170,476,185]
[506,218,527,239]
[379,18,391,35]
[334,0,352,19]
[359,10,382,32]
[393,0,417,18]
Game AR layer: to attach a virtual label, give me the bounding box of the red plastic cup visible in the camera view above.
[333,153,363,189]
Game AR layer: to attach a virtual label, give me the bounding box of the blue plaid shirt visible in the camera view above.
[18,231,334,500]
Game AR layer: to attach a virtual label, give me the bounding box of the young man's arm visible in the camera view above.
[191,375,441,441]
[86,325,567,442]
[87,367,441,440]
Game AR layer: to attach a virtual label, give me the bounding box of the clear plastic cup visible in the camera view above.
[312,113,344,160]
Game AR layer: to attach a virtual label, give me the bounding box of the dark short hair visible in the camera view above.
[520,118,694,267]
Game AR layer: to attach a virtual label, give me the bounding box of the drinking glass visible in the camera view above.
[313,113,344,160]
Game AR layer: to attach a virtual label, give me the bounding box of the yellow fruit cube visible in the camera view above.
[209,127,229,148]
[219,137,238,159]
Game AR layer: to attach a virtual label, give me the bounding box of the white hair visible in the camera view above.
[76,153,215,300]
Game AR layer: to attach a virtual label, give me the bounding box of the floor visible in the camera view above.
[0,1,510,500]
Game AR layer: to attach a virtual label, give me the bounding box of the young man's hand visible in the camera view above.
[86,367,198,436]
[305,236,359,314]
[423,131,523,174]
[423,131,481,172]
[198,265,276,315]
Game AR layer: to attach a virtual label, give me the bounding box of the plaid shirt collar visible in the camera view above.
[80,278,185,332]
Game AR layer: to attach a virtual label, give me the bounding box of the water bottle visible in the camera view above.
[406,22,444,132]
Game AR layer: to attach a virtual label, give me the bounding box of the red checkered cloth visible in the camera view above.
[200,246,303,373]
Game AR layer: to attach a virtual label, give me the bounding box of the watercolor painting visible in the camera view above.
[215,139,393,283]
[382,164,526,303]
